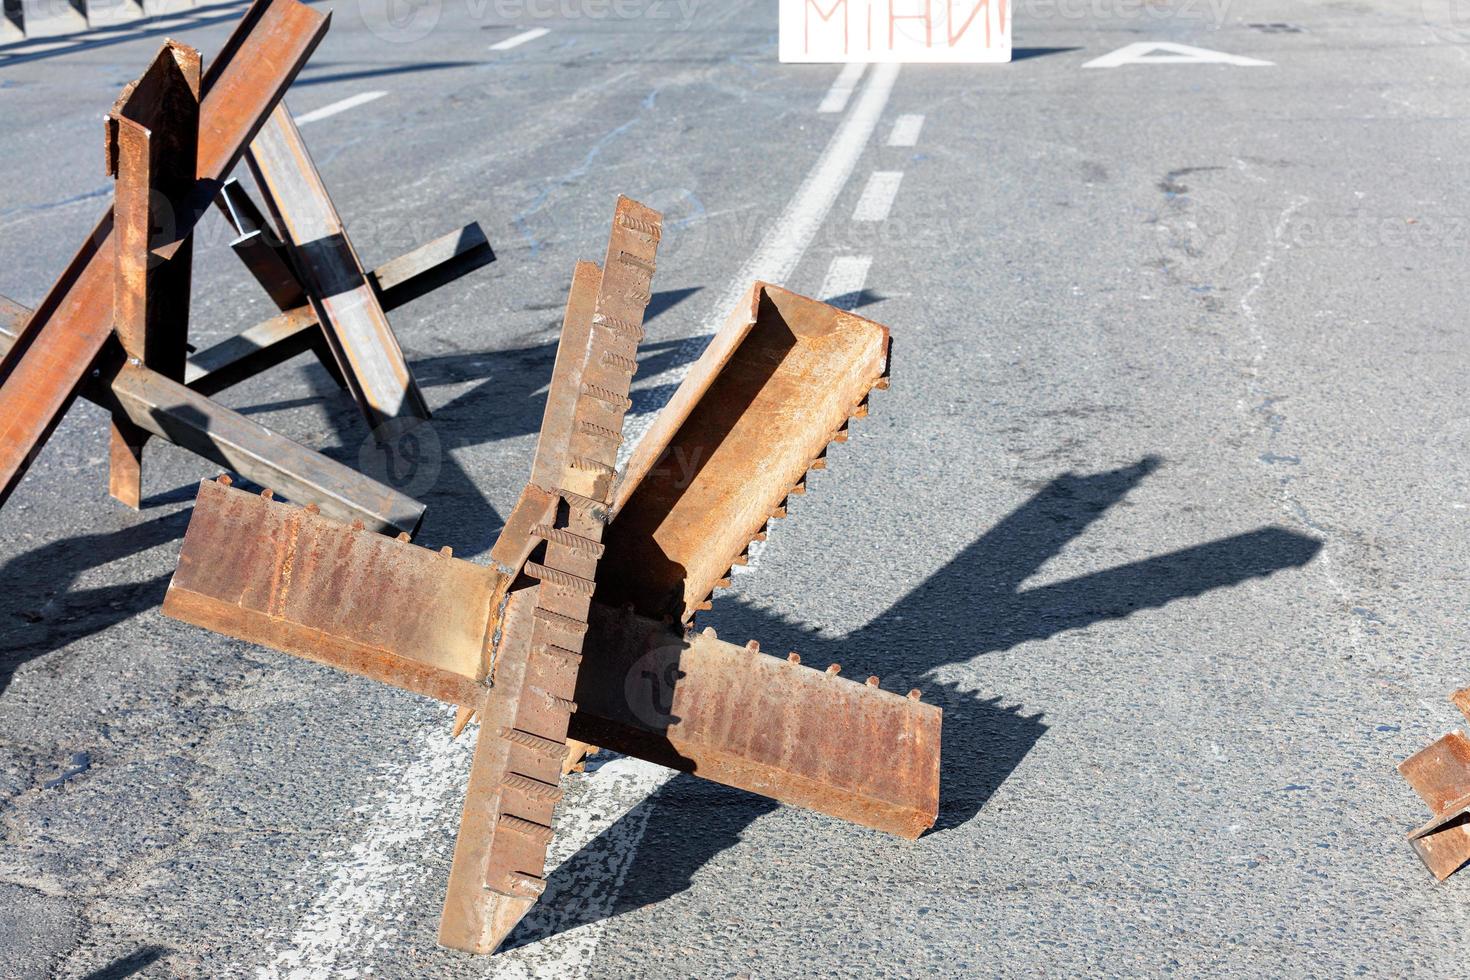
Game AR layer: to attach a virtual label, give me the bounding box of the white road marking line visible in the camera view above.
[294,91,388,125]
[257,715,473,980]
[255,712,672,980]
[491,26,550,50]
[819,255,873,311]
[818,61,866,113]
[887,113,924,147]
[852,171,903,222]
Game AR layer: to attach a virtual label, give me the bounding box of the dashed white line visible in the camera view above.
[294,91,388,125]
[852,171,903,221]
[491,26,551,50]
[887,113,925,147]
[819,255,873,311]
[818,61,866,113]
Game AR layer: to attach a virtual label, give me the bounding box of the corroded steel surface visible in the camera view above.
[165,477,484,697]
[182,223,493,396]
[600,282,890,623]
[1399,689,1470,881]
[247,104,430,427]
[569,606,940,839]
[0,0,328,506]
[441,196,661,954]
[0,299,426,534]
[106,40,201,509]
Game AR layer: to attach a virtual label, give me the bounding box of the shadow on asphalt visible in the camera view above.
[79,945,168,980]
[0,510,189,697]
[0,287,707,681]
[1011,46,1085,61]
[508,455,1322,946]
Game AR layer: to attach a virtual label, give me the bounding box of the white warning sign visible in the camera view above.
[779,0,1012,63]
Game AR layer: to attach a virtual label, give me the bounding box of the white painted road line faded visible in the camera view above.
[486,757,674,980]
[294,91,388,125]
[254,710,672,980]
[887,113,924,147]
[491,27,551,50]
[257,715,473,979]
[820,255,873,311]
[852,171,903,222]
[818,61,866,113]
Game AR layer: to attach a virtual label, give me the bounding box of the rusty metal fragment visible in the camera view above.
[182,222,493,396]
[0,0,329,507]
[0,0,489,531]
[162,195,937,956]
[1399,690,1470,881]
[247,104,430,427]
[600,282,891,624]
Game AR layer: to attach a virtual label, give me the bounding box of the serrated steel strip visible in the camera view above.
[524,562,597,596]
[530,524,605,558]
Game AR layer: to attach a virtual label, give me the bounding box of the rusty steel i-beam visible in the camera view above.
[162,196,941,956]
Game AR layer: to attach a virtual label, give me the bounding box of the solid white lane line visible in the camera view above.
[491,26,551,50]
[887,113,924,147]
[852,171,903,222]
[820,255,873,310]
[294,91,388,125]
[257,716,472,979]
[818,61,866,113]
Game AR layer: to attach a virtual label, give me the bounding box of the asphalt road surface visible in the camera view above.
[2,0,1468,975]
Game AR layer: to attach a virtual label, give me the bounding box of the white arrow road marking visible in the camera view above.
[1083,42,1273,68]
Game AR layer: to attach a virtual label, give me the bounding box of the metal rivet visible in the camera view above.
[702,626,717,639]
[396,532,411,542]
[745,640,760,652]
[440,546,453,558]
[787,652,801,664]
[826,664,841,677]
[261,488,274,500]
[908,689,922,701]
[866,676,879,687]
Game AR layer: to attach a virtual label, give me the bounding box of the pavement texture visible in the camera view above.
[1,0,1468,975]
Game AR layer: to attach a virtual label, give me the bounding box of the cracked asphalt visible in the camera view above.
[2,0,1469,976]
